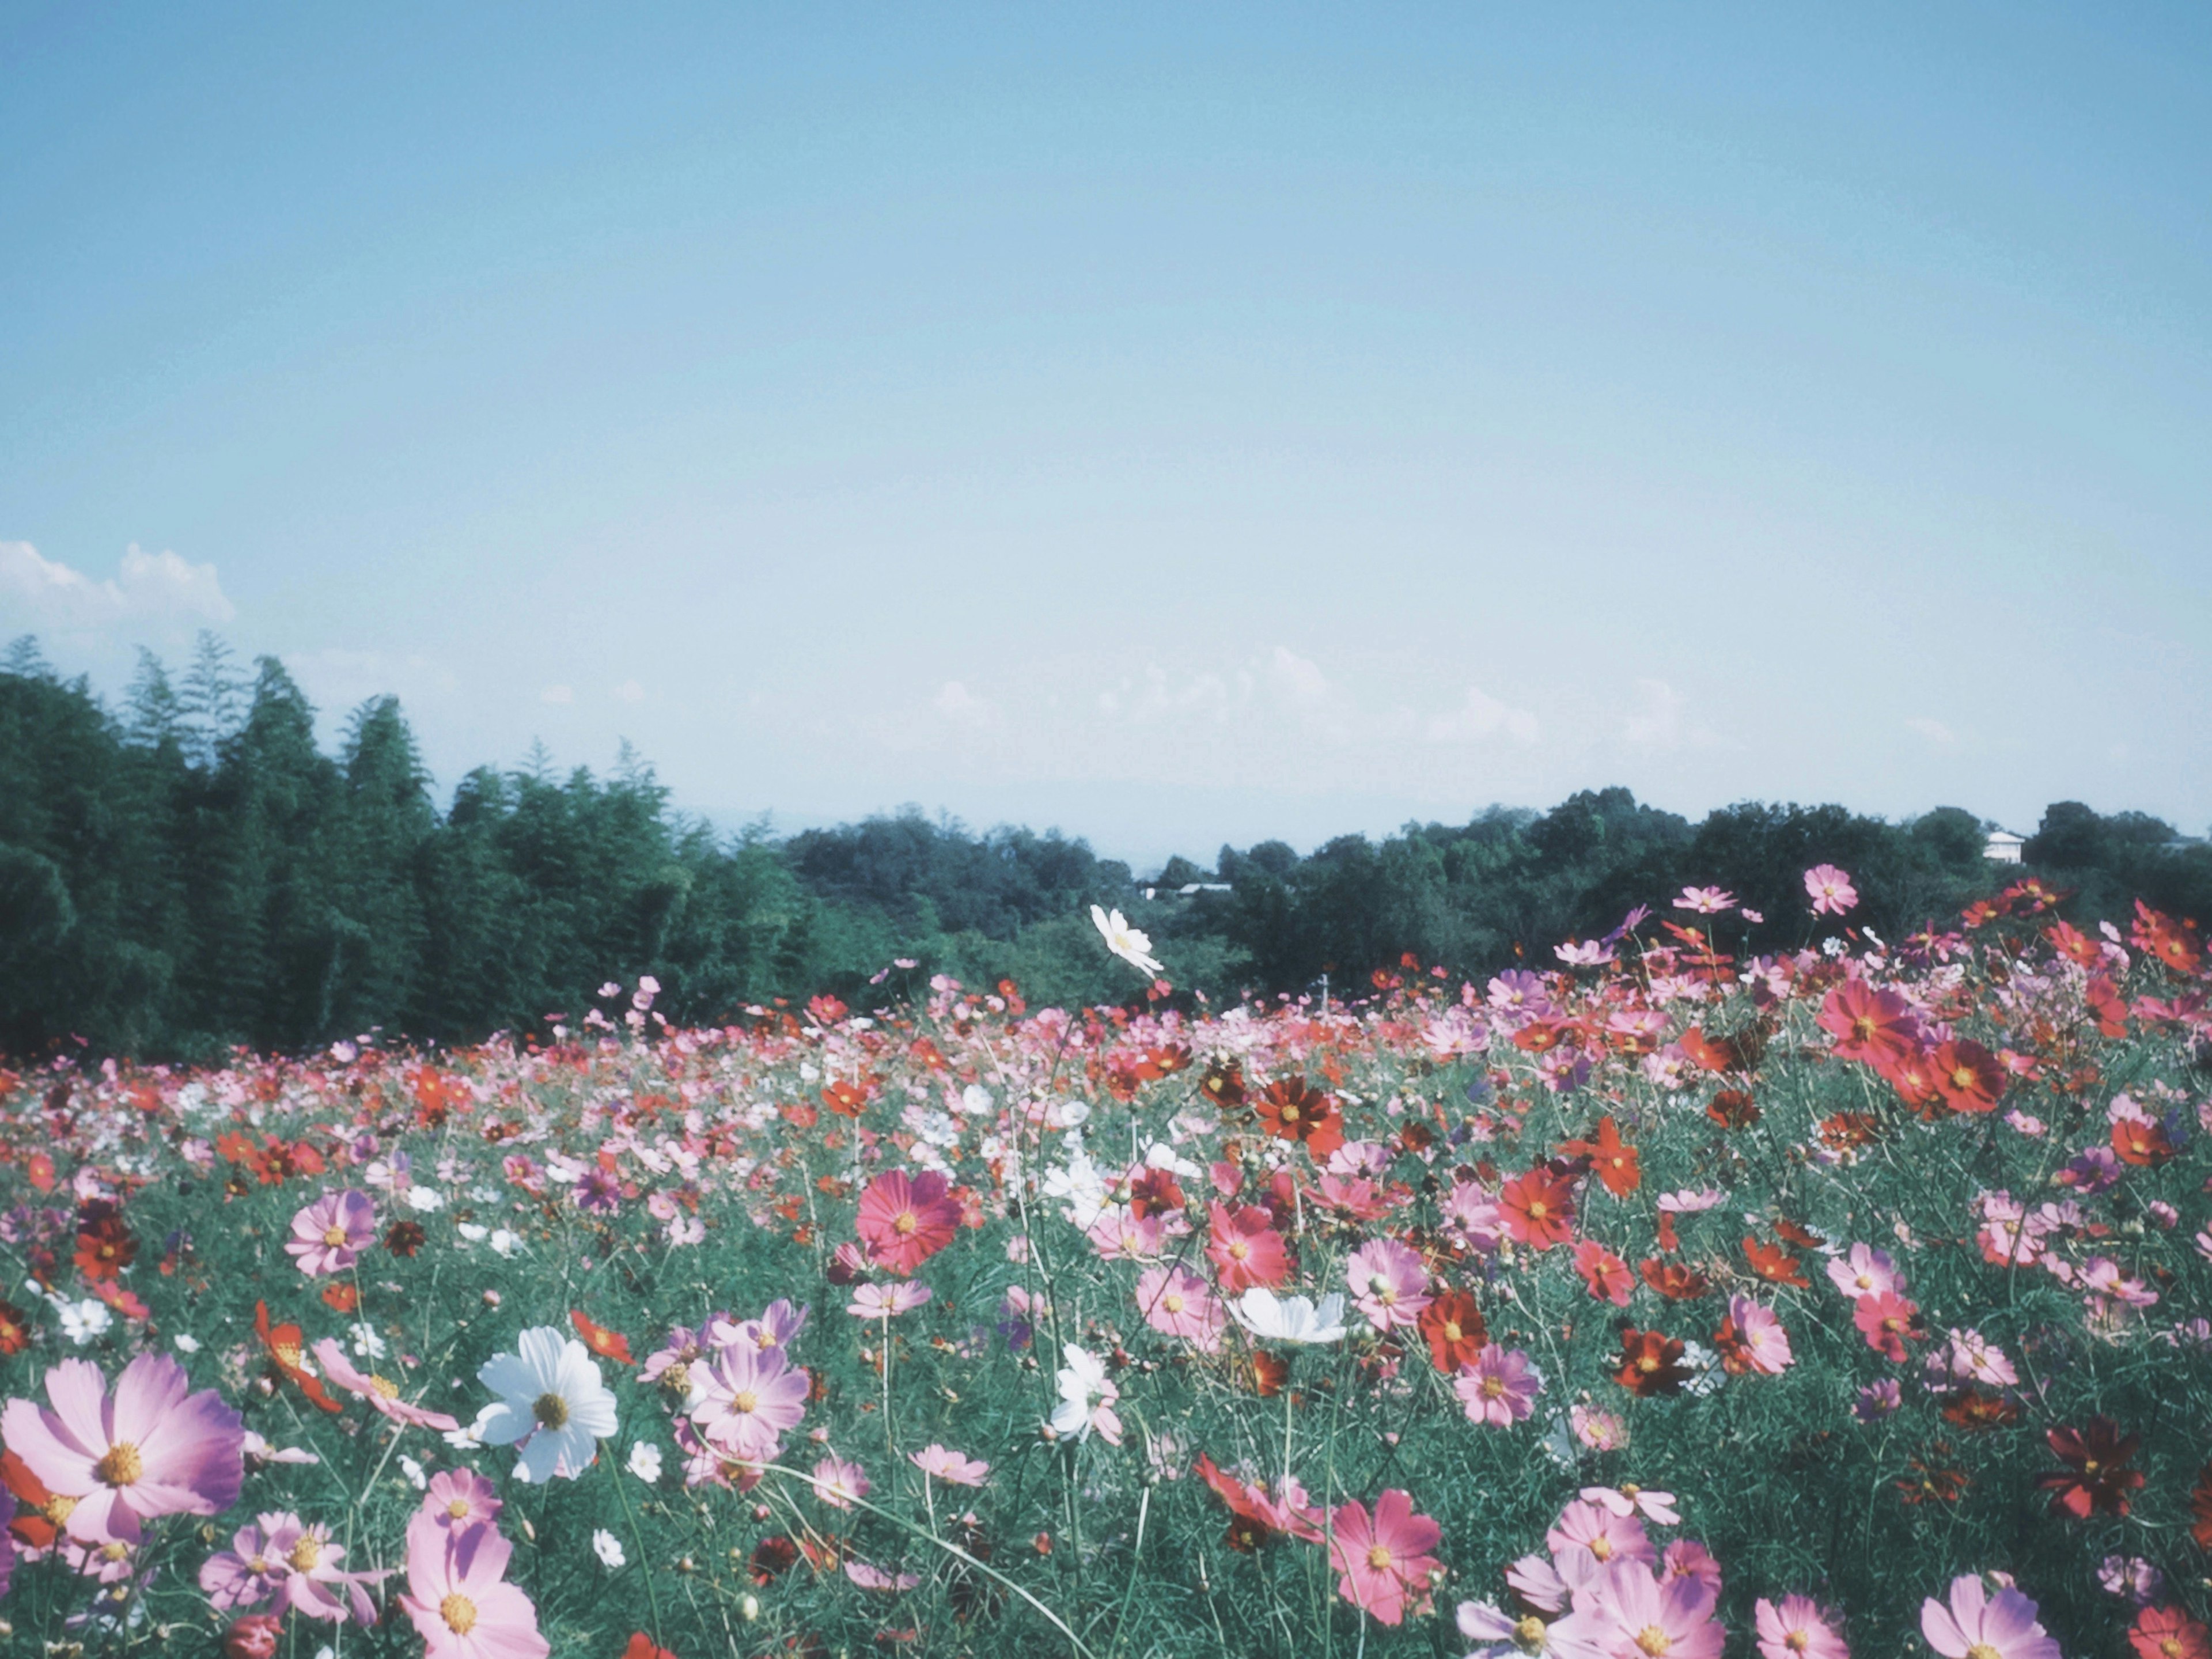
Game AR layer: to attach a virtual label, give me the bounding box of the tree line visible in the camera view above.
[2,635,2206,1061]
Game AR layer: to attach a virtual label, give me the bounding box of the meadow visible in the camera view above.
[0,869,2207,1659]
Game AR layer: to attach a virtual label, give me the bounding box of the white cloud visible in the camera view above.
[540,684,574,705]
[1425,684,1540,746]
[1266,646,1331,709]
[933,679,999,727]
[0,541,235,629]
[1904,716,1956,747]
[1622,677,1684,748]
[613,680,645,704]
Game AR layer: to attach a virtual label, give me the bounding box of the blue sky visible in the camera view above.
[4,3,2208,867]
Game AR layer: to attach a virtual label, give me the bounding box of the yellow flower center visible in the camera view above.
[1162,1294,1185,1315]
[323,1225,350,1248]
[1228,1241,1250,1261]
[44,1493,78,1524]
[94,1442,142,1487]
[1636,1627,1672,1656]
[1527,1200,1549,1221]
[1590,1536,1614,1561]
[1365,1544,1393,1570]
[533,1391,569,1428]
[1966,1646,2000,1659]
[1481,1374,1506,1399]
[441,1592,479,1635]
[1785,1635,1809,1654]
[732,1389,760,1415]
[372,1374,400,1398]
[101,1540,128,1562]
[1515,1616,1550,1652]
[448,1498,472,1521]
[288,1535,323,1573]
[893,1211,918,1236]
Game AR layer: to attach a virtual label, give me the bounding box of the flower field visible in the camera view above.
[1,876,2209,1658]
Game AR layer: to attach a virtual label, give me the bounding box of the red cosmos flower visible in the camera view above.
[1417,1290,1487,1374]
[2045,920,2104,968]
[1929,1039,2006,1115]
[3,1448,64,1549]
[2039,1417,2145,1518]
[1707,1089,1759,1130]
[573,1309,635,1366]
[2131,1605,2211,1659]
[2192,1464,2212,1548]
[1499,1168,1576,1251]
[2131,900,2204,975]
[320,1283,360,1314]
[1200,1061,1247,1111]
[1193,1452,1323,1552]
[1613,1328,1688,1397]
[1572,1240,1633,1306]
[1558,1116,1640,1197]
[0,1298,29,1355]
[73,1213,137,1281]
[1127,1166,1186,1219]
[622,1634,680,1659]
[1252,1078,1345,1158]
[1206,1203,1291,1293]
[2112,1116,2176,1167]
[1639,1260,1710,1302]
[2086,975,2130,1038]
[854,1169,961,1277]
[1853,1291,1923,1361]
[821,1080,869,1118]
[253,1300,342,1414]
[748,1536,800,1584]
[1742,1237,1809,1289]
[1815,980,1916,1065]
[1877,1047,1945,1116]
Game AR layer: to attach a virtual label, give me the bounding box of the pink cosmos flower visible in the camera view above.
[844,1558,922,1592]
[1344,1237,1433,1332]
[1825,1243,1901,1300]
[1941,1328,2018,1388]
[1455,1346,1543,1426]
[846,1282,932,1319]
[1328,1489,1443,1626]
[1135,1264,1226,1352]
[1206,1202,1293,1291]
[854,1169,960,1277]
[1552,1560,1722,1659]
[1580,1486,1680,1525]
[1088,1206,1168,1261]
[397,1512,550,1659]
[199,1515,291,1611]
[1920,1574,2061,1659]
[1673,887,1736,915]
[811,1455,869,1509]
[423,1468,503,1533]
[1804,865,1859,916]
[1661,1538,1722,1596]
[690,1343,809,1463]
[910,1444,990,1486]
[311,1339,460,1431]
[1854,1291,1922,1361]
[1756,1593,1850,1659]
[249,1514,384,1625]
[1721,1294,1794,1375]
[284,1190,376,1277]
[1,1351,244,1543]
[1547,1499,1655,1571]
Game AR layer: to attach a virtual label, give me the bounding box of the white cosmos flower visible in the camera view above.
[592,1528,626,1569]
[399,1453,428,1490]
[627,1441,664,1483]
[1229,1289,1348,1345]
[403,1184,445,1213]
[58,1298,112,1346]
[1049,1343,1122,1444]
[489,1228,524,1258]
[1090,906,1164,978]
[456,1223,488,1244]
[173,1332,202,1354]
[472,1325,619,1483]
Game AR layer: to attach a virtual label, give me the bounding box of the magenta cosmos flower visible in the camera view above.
[1455,1346,1542,1427]
[910,1444,990,1486]
[311,1339,460,1431]
[1,1351,244,1543]
[1555,1560,1722,1658]
[1804,864,1859,916]
[1328,1488,1444,1626]
[1135,1264,1226,1352]
[397,1512,548,1659]
[1920,1574,2060,1659]
[855,1169,961,1277]
[1344,1237,1432,1333]
[200,1511,384,1625]
[285,1190,376,1277]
